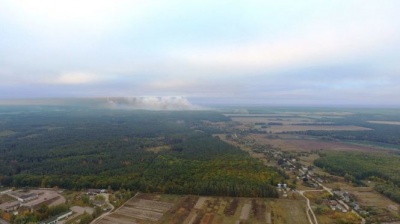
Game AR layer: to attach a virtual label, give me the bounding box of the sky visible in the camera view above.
[1,0,400,107]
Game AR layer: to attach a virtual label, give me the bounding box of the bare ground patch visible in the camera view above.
[167,195,199,224]
[239,203,251,220]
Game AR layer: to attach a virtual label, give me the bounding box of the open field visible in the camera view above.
[95,193,309,224]
[228,116,315,125]
[224,111,353,118]
[250,134,382,152]
[227,114,370,133]
[350,187,399,210]
[269,125,370,133]
[267,199,308,224]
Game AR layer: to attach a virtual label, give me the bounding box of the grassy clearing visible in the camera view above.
[268,199,308,224]
[145,145,170,153]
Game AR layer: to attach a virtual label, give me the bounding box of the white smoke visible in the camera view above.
[103,96,204,110]
[0,97,206,111]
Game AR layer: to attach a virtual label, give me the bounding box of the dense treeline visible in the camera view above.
[374,182,400,204]
[314,151,400,203]
[0,107,280,197]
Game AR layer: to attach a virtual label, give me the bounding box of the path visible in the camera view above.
[297,190,319,224]
[91,192,139,224]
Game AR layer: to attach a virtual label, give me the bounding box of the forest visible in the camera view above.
[0,106,281,198]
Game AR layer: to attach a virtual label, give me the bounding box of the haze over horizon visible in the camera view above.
[1,1,400,107]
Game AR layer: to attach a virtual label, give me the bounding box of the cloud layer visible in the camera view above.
[1,0,400,106]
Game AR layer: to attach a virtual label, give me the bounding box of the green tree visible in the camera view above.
[82,195,90,204]
[79,212,93,224]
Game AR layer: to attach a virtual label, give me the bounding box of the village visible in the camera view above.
[238,132,371,223]
[280,154,368,224]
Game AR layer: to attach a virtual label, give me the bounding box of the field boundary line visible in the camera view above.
[91,191,140,224]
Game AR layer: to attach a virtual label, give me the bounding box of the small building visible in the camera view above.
[4,201,20,212]
[0,189,12,195]
[86,189,105,195]
[39,210,72,224]
[18,193,38,203]
[327,200,338,211]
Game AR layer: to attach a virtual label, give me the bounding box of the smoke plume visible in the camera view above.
[102,96,203,110]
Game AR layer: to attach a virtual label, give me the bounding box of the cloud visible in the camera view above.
[48,72,100,85]
[1,1,399,106]
[170,20,397,76]
[0,0,151,35]
[148,80,190,90]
